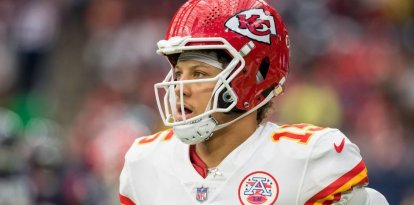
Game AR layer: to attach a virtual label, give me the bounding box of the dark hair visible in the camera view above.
[256,101,273,124]
[214,49,232,67]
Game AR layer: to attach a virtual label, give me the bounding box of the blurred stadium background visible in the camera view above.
[0,0,413,204]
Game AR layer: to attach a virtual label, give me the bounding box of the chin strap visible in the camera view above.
[173,79,285,145]
[173,116,218,145]
[173,92,273,145]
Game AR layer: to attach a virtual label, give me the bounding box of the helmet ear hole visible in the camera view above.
[218,88,245,114]
[218,89,234,109]
[257,57,270,83]
[257,57,274,97]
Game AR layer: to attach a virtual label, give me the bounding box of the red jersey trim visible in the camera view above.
[138,132,162,144]
[305,160,369,205]
[162,129,174,141]
[189,145,208,178]
[138,129,173,144]
[119,194,136,205]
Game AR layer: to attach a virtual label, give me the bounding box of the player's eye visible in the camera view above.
[193,71,206,78]
[174,71,182,81]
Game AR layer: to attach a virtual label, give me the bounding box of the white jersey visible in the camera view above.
[119,122,388,205]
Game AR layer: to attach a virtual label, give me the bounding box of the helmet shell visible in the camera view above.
[164,0,289,110]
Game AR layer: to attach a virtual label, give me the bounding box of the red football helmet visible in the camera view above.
[154,0,289,144]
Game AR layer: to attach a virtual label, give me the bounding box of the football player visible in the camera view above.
[119,0,389,204]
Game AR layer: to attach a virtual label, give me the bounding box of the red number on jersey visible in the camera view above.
[272,124,324,144]
[138,129,174,144]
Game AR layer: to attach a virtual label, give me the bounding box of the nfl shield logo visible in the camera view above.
[196,186,208,202]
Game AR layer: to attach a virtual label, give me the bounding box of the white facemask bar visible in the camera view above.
[154,36,245,126]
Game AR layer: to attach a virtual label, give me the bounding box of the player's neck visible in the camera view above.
[195,113,258,168]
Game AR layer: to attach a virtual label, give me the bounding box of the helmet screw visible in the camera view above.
[244,102,250,108]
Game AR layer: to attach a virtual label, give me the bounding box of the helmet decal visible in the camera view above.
[225,8,277,44]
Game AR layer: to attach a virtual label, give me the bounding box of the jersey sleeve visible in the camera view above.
[300,129,372,204]
[119,165,137,205]
[119,139,140,205]
[118,129,174,205]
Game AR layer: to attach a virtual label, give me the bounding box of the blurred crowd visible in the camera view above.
[0,0,413,204]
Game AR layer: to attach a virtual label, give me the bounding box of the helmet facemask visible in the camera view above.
[154,36,245,144]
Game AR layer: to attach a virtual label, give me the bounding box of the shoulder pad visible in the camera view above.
[124,129,175,162]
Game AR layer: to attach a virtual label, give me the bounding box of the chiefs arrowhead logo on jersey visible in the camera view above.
[225,8,277,44]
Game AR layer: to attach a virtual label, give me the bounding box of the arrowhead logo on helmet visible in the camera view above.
[225,8,277,44]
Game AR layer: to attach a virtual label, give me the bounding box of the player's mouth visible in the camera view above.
[175,104,193,121]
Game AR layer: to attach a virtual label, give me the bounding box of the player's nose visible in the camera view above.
[174,81,191,98]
